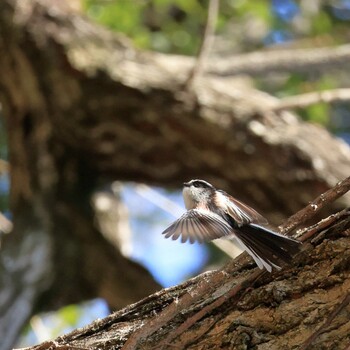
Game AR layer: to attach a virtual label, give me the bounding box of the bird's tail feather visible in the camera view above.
[233,224,301,272]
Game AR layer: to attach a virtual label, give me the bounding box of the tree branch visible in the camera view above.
[280,175,350,234]
[272,88,350,111]
[208,44,350,77]
[22,199,350,349]
[185,0,219,88]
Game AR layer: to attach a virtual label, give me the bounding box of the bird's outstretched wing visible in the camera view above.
[162,209,233,244]
[215,190,268,226]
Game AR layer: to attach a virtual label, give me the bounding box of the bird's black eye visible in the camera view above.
[188,179,213,189]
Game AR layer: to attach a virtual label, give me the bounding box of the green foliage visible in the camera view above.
[82,0,277,53]
[234,0,273,24]
[305,103,330,126]
[311,11,333,35]
[57,304,82,327]
[277,75,339,125]
[83,0,207,54]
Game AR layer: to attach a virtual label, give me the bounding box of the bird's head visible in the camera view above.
[182,179,215,209]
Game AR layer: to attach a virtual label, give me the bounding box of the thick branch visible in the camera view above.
[22,180,350,350]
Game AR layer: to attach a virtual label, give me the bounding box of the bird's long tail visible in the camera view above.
[233,224,301,272]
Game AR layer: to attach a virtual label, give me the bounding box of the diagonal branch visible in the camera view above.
[17,176,350,350]
[125,177,350,349]
[280,175,350,235]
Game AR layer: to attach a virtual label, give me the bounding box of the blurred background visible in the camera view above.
[0,0,350,346]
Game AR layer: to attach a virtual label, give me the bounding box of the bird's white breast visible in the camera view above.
[183,186,196,209]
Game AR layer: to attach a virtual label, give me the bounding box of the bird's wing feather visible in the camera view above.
[216,190,268,226]
[162,209,233,243]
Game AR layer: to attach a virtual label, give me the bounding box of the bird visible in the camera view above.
[162,179,301,272]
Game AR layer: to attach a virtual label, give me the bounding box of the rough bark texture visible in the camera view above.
[0,0,350,349]
[26,204,350,350]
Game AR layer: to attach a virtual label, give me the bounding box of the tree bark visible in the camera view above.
[23,184,350,349]
[0,0,350,349]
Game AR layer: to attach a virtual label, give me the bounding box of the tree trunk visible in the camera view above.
[0,0,350,349]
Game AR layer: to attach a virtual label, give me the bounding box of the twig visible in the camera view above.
[185,0,219,88]
[209,44,350,77]
[279,176,350,235]
[297,208,350,242]
[272,88,350,111]
[299,292,350,350]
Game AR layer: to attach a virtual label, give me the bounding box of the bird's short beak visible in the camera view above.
[183,182,190,187]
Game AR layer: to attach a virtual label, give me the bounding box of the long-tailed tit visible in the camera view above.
[162,179,301,272]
